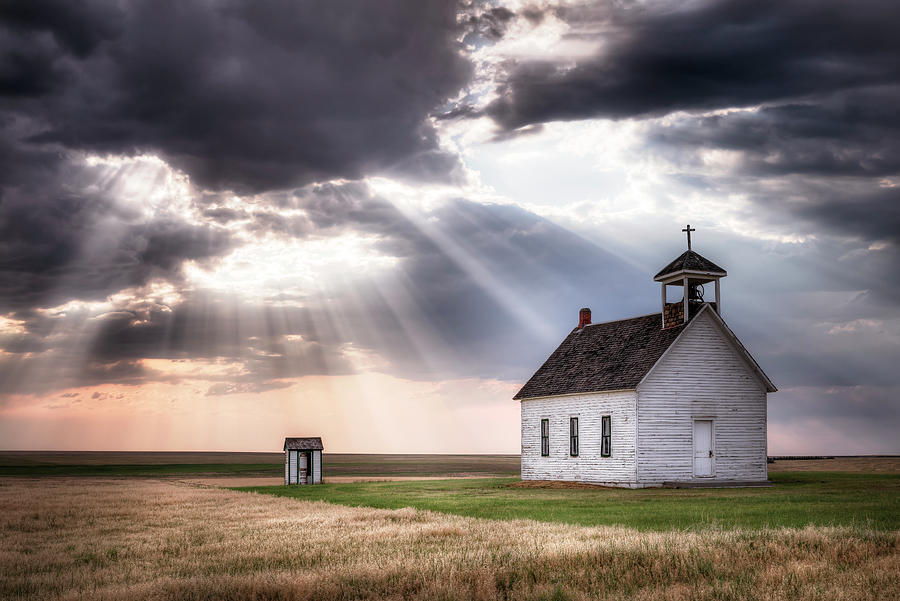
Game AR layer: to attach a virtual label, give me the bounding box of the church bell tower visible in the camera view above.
[654,225,726,329]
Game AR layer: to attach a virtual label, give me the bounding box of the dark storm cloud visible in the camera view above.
[292,182,419,242]
[461,6,516,43]
[0,1,121,96]
[85,299,353,383]
[0,294,357,396]
[272,190,654,381]
[0,0,481,322]
[648,88,900,179]
[0,157,234,312]
[783,183,900,246]
[109,185,646,384]
[1,184,648,394]
[0,0,121,58]
[662,172,900,249]
[0,0,472,192]
[471,0,900,257]
[642,86,900,246]
[201,207,248,225]
[486,0,900,129]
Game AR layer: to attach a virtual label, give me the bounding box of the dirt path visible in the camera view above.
[183,474,506,487]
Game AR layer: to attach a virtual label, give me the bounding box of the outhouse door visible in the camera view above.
[298,452,308,484]
[693,419,715,477]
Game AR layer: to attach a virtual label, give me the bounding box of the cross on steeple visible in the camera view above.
[682,224,696,250]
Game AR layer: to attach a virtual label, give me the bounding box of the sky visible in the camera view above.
[0,0,898,454]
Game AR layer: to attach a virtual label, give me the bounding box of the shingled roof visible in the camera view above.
[654,250,726,280]
[513,313,686,400]
[284,437,323,451]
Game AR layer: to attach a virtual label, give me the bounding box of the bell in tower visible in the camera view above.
[688,282,704,302]
[654,225,727,329]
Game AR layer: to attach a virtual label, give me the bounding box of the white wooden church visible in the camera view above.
[515,228,776,487]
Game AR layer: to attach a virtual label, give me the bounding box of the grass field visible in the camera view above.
[237,470,900,531]
[1,477,897,601]
[0,451,519,477]
[1,454,897,599]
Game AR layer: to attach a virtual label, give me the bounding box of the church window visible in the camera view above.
[601,415,611,457]
[540,419,549,456]
[570,417,579,456]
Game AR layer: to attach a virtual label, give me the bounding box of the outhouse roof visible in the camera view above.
[654,250,726,281]
[284,437,323,450]
[513,312,686,400]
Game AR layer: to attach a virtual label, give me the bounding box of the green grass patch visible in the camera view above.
[235,471,900,531]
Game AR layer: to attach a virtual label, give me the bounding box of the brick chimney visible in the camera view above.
[662,302,684,329]
[578,307,591,329]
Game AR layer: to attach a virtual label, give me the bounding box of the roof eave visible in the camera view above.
[653,269,728,283]
[514,387,637,401]
[703,308,778,393]
[283,437,324,451]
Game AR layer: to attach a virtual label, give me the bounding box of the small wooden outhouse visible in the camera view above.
[283,437,323,485]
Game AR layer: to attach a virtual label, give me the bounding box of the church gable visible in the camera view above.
[638,305,776,393]
[634,307,771,484]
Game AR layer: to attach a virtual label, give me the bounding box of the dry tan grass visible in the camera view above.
[768,457,900,473]
[0,477,896,601]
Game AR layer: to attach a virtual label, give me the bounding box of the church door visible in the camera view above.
[693,420,714,477]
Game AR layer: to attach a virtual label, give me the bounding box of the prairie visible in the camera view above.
[239,470,900,531]
[0,451,519,478]
[1,477,897,601]
[3,451,894,478]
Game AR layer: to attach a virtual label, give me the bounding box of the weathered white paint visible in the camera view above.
[312,450,322,484]
[520,390,639,487]
[517,307,770,487]
[715,279,721,314]
[660,283,666,329]
[636,309,768,484]
[288,450,298,484]
[284,440,324,485]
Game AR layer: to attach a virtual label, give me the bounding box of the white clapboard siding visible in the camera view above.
[289,450,298,484]
[284,450,289,485]
[636,310,768,483]
[312,450,322,484]
[520,391,638,486]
